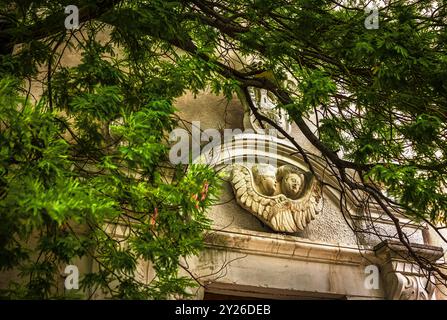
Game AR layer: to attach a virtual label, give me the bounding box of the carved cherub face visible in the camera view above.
[252,164,277,196]
[281,172,303,199]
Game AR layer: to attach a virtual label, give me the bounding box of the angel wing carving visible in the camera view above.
[231,164,322,233]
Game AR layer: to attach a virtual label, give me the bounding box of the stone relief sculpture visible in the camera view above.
[244,87,291,138]
[230,164,322,233]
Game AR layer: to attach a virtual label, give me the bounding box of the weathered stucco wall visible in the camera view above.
[174,88,445,300]
[175,89,426,247]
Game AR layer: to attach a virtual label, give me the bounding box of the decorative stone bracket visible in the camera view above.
[374,240,444,300]
[240,87,292,138]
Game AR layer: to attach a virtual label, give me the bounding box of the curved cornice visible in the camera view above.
[193,133,422,228]
[194,132,360,212]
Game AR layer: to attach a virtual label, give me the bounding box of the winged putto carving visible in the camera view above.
[230,164,322,233]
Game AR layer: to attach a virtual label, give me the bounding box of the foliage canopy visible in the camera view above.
[0,0,447,297]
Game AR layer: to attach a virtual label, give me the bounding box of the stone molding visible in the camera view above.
[205,227,377,266]
[197,227,385,299]
[242,87,292,138]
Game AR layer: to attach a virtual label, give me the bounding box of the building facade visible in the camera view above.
[168,86,447,300]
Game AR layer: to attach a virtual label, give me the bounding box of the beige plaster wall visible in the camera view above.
[174,88,426,248]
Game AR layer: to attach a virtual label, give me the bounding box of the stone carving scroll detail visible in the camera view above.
[385,271,435,300]
[244,87,291,138]
[375,240,444,300]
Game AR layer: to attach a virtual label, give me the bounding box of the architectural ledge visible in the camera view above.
[204,228,377,266]
[374,239,444,263]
